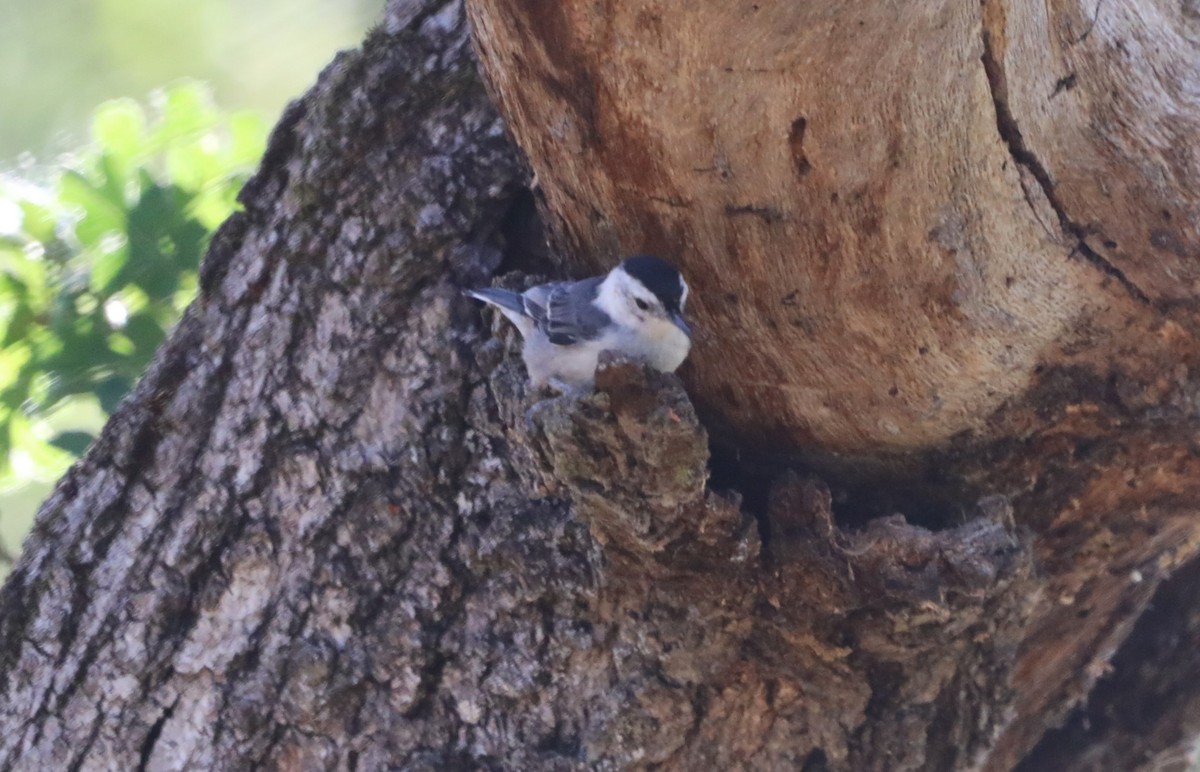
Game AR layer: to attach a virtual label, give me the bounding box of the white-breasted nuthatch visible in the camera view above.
[466,255,693,389]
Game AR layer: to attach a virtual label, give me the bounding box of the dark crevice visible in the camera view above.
[136,697,178,772]
[801,747,829,772]
[251,723,289,771]
[788,116,813,177]
[64,705,104,772]
[707,440,775,551]
[534,719,582,757]
[724,203,784,224]
[707,434,975,544]
[1018,554,1200,769]
[1069,0,1108,45]
[403,515,473,720]
[495,186,555,276]
[198,211,251,299]
[244,602,316,770]
[979,5,1150,306]
[1050,72,1078,98]
[1069,240,1150,304]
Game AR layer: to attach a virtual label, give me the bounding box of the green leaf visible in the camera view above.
[92,99,148,171]
[97,154,132,211]
[228,111,268,167]
[49,430,94,456]
[16,198,58,244]
[41,325,118,380]
[190,185,239,230]
[8,414,74,480]
[170,218,208,272]
[41,374,93,407]
[0,344,32,393]
[0,248,46,301]
[95,375,133,414]
[165,135,221,191]
[58,170,125,248]
[88,237,130,295]
[0,299,36,348]
[122,311,166,352]
[152,81,218,146]
[106,332,135,357]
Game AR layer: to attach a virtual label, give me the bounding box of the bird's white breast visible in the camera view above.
[626,320,691,372]
[521,323,689,388]
[522,331,611,387]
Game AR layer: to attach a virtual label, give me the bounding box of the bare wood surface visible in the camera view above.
[468,0,1199,457]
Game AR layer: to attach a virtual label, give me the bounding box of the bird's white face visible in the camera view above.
[597,266,692,370]
[597,266,687,327]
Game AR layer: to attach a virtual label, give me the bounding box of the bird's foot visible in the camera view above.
[524,395,561,435]
[547,376,586,396]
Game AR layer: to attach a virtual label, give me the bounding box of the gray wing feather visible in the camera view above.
[524,278,609,346]
[464,287,526,315]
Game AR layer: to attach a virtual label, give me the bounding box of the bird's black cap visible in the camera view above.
[620,254,686,311]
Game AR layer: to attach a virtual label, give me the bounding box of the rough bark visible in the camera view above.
[466,0,1200,768]
[0,0,1197,770]
[1,2,530,767]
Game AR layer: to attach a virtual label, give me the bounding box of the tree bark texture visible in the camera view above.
[466,0,1200,767]
[0,0,1197,770]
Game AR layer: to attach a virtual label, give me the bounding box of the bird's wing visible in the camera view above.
[525,278,610,346]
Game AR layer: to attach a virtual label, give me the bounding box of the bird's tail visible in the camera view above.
[463,287,526,316]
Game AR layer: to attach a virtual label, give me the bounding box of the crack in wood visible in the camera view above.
[725,204,784,224]
[1069,0,1108,45]
[979,2,1150,306]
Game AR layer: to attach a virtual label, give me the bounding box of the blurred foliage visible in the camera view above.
[0,0,378,577]
[0,0,380,161]
[0,81,267,524]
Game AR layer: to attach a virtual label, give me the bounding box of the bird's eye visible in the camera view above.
[635,298,650,311]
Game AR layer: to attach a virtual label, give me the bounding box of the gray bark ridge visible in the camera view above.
[0,1,1187,770]
[0,1,528,768]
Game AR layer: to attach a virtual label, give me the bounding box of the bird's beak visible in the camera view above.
[672,311,693,338]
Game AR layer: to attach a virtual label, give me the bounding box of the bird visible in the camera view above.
[465,254,693,390]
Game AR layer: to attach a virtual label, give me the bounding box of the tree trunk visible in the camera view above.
[0,0,1197,770]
